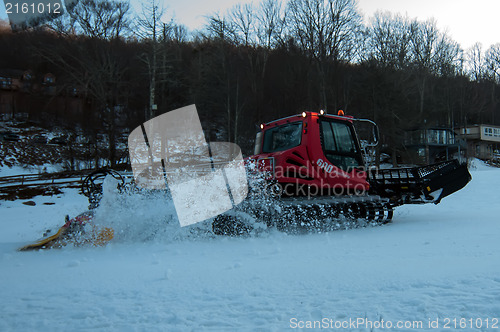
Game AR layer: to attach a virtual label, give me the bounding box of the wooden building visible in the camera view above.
[456,124,500,161]
[402,128,465,165]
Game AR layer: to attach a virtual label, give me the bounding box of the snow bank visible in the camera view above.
[468,157,495,171]
[0,163,65,177]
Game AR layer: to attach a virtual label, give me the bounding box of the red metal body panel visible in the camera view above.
[248,112,369,197]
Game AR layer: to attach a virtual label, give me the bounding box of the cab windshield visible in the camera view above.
[320,120,362,171]
[262,122,302,153]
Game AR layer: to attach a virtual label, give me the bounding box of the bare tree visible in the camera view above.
[69,0,131,39]
[229,3,256,46]
[287,0,361,62]
[136,0,167,120]
[286,0,362,108]
[135,0,165,41]
[408,19,459,75]
[44,11,77,36]
[205,13,238,44]
[485,44,500,123]
[432,33,460,77]
[366,12,412,69]
[409,19,439,70]
[465,43,485,82]
[486,44,500,83]
[163,24,189,43]
[408,18,460,116]
[257,0,286,49]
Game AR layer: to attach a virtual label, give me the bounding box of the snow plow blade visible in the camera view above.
[418,160,471,203]
[369,160,471,205]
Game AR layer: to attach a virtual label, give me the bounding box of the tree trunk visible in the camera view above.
[227,77,231,142]
[233,78,240,145]
[419,76,426,117]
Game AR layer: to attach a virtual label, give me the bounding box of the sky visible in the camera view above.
[357,0,500,50]
[1,0,499,50]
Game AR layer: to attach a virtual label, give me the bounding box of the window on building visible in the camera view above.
[484,127,494,136]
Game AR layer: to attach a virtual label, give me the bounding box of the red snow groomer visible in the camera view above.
[212,110,471,235]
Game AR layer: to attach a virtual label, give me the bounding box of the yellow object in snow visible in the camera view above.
[18,212,114,251]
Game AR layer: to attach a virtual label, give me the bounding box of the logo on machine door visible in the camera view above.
[316,158,350,178]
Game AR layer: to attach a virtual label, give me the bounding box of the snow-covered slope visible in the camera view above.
[1,164,499,331]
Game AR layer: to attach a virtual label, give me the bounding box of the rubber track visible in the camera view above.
[213,200,395,236]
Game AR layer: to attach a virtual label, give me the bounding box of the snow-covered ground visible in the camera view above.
[1,162,500,331]
[0,164,65,177]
